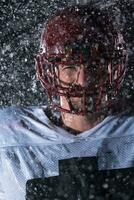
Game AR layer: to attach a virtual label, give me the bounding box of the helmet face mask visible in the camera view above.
[36,5,127,115]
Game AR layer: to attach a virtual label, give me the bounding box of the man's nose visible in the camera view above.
[77,65,86,86]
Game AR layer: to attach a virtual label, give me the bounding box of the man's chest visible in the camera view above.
[26,156,134,200]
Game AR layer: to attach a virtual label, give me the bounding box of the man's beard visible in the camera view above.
[70,96,94,113]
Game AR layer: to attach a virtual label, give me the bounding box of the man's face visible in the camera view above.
[56,61,100,113]
[55,57,108,114]
[42,39,113,115]
[54,63,82,111]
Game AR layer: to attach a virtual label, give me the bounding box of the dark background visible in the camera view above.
[0,0,133,107]
[0,1,134,199]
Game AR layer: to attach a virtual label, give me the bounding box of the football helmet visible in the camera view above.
[36,5,127,115]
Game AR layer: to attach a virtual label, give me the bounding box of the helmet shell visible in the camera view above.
[36,5,128,115]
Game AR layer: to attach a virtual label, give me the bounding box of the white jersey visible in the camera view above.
[0,105,133,200]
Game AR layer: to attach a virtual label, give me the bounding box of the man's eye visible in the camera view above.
[62,65,78,71]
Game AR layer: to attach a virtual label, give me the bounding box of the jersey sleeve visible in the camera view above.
[97,116,134,170]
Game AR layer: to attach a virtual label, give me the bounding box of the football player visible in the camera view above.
[35,4,128,134]
[0,4,133,200]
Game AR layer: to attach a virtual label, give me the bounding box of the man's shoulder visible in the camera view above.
[0,105,61,147]
[96,109,134,171]
[0,105,46,123]
[105,109,134,135]
[114,110,134,134]
[0,106,16,121]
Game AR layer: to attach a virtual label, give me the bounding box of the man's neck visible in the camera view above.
[61,112,105,134]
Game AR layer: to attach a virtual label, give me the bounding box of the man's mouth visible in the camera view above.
[70,96,94,112]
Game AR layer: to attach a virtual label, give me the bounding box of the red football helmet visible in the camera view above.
[36,5,128,115]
